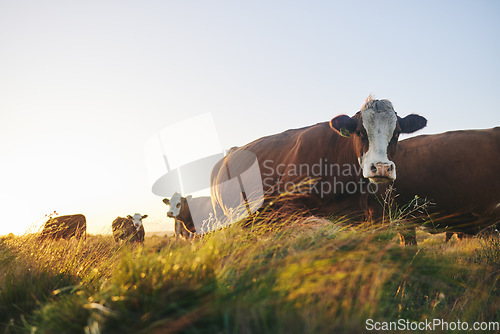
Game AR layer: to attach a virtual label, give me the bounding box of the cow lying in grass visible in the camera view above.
[40,214,87,241]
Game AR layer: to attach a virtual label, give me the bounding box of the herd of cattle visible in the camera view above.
[39,96,500,246]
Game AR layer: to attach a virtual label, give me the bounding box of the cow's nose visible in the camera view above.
[368,162,395,181]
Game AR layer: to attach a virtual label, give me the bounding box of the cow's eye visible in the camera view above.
[176,203,181,208]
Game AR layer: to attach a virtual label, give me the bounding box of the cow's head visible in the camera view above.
[330,96,426,183]
[163,193,192,219]
[127,213,148,230]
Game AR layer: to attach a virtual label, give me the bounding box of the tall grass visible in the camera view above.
[1,208,500,333]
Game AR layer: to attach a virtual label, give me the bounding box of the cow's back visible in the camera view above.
[394,127,500,232]
[41,214,86,240]
[211,125,317,203]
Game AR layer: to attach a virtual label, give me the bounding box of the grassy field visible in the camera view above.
[1,211,500,333]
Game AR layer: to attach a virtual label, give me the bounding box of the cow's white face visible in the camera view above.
[330,96,427,184]
[359,107,397,182]
[127,213,148,230]
[165,192,183,218]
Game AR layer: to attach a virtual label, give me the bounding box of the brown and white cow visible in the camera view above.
[112,214,147,243]
[163,194,196,239]
[40,214,87,240]
[163,193,215,238]
[393,127,500,243]
[210,96,427,227]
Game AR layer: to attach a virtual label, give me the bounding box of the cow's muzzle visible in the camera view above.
[366,162,395,184]
[167,212,174,218]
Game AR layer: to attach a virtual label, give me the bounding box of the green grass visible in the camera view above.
[1,213,499,333]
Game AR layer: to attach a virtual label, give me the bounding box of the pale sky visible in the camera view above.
[1,1,499,235]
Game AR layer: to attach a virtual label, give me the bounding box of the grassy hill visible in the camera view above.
[1,212,499,333]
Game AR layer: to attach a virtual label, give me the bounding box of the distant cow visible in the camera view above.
[112,214,147,243]
[210,96,427,227]
[40,214,86,240]
[163,193,215,238]
[393,127,500,243]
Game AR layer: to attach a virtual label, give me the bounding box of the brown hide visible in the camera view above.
[112,217,145,243]
[394,127,500,236]
[40,214,87,240]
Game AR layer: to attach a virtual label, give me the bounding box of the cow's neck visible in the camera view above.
[178,204,194,230]
[327,132,363,184]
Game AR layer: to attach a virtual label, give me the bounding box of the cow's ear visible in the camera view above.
[162,198,170,205]
[127,215,132,219]
[399,114,427,134]
[142,214,148,219]
[330,115,357,138]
